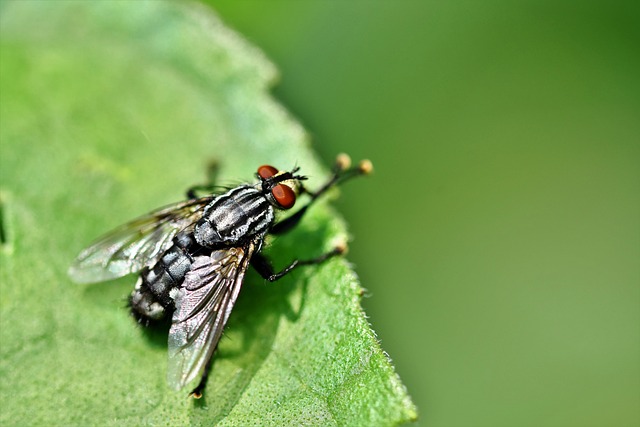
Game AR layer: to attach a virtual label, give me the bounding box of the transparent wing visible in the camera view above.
[68,197,213,284]
[167,242,256,391]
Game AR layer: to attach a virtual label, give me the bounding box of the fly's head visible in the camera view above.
[256,165,307,210]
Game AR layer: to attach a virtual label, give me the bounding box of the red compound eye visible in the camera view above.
[272,184,296,209]
[257,165,278,179]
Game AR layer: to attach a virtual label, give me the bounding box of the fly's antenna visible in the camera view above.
[289,165,308,182]
[272,167,307,185]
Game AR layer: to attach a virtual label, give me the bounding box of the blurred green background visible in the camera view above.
[211,1,639,426]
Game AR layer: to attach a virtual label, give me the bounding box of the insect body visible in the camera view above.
[68,155,371,397]
[130,184,275,324]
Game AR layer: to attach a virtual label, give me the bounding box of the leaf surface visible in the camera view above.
[0,1,416,425]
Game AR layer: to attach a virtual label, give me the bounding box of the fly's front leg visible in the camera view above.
[271,154,373,235]
[185,160,221,199]
[251,244,346,282]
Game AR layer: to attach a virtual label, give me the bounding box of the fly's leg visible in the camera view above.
[189,356,214,399]
[251,244,346,282]
[271,154,372,235]
[185,160,221,199]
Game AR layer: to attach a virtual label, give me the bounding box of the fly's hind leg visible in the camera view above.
[271,154,372,235]
[189,355,214,399]
[185,159,221,199]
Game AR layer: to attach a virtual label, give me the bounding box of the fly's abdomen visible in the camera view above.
[130,232,197,322]
[131,186,275,322]
[146,245,193,305]
[194,185,274,247]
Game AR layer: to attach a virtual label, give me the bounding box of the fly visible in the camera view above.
[68,154,372,397]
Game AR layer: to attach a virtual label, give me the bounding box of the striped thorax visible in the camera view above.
[194,185,275,247]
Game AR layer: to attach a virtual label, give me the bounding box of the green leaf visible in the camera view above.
[0,1,416,425]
